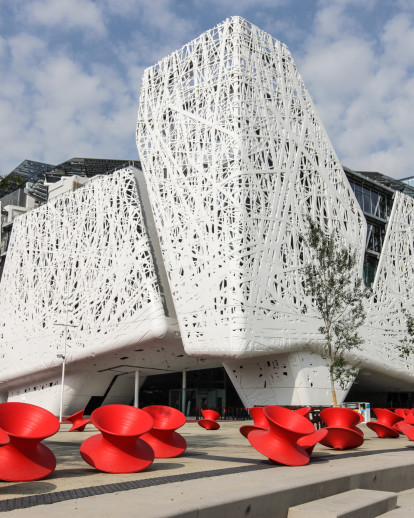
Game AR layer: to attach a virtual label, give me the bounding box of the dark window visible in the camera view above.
[363,254,379,287]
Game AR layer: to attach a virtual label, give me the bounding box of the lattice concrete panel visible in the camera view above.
[0,168,166,383]
[224,191,414,406]
[224,352,350,407]
[137,16,366,359]
[361,191,414,377]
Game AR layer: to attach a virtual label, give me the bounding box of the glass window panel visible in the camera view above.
[371,191,380,217]
[363,254,379,287]
[363,191,371,215]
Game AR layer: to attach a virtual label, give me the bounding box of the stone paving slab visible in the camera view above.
[1,422,414,516]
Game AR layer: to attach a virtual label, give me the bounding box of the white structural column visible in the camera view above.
[134,370,140,408]
[182,370,187,415]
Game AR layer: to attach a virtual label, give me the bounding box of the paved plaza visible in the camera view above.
[1,421,414,516]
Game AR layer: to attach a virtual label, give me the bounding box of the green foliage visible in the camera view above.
[302,218,369,403]
[0,172,25,197]
[397,310,414,360]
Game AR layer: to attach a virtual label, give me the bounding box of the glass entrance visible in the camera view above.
[169,388,225,417]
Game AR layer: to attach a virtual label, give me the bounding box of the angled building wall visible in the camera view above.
[137,16,370,404]
[0,167,206,414]
[360,192,414,384]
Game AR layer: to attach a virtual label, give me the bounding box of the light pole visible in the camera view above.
[54,297,77,423]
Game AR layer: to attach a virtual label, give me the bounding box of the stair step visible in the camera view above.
[288,488,397,518]
[377,510,413,517]
[375,488,414,517]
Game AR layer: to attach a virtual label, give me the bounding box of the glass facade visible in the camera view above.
[348,180,392,220]
[363,255,379,288]
[346,169,396,288]
[366,222,386,254]
[401,176,414,187]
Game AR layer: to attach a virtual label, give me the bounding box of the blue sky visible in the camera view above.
[0,0,413,179]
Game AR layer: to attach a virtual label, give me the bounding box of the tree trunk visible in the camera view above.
[329,361,338,406]
[331,385,338,407]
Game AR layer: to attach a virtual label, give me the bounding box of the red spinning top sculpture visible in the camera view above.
[367,408,402,438]
[0,428,9,446]
[297,428,328,456]
[398,422,414,441]
[80,405,154,473]
[403,413,414,425]
[395,408,409,418]
[319,407,364,450]
[240,407,268,438]
[140,405,187,458]
[0,402,59,481]
[295,406,312,419]
[394,410,414,433]
[66,409,90,431]
[198,409,221,430]
[248,406,316,466]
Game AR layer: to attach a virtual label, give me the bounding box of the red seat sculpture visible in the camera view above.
[398,422,414,441]
[140,405,187,458]
[319,407,364,450]
[240,407,268,438]
[295,406,312,419]
[367,408,402,438]
[297,428,328,456]
[198,409,221,430]
[403,413,414,425]
[248,406,317,466]
[0,428,9,446]
[395,408,409,418]
[394,411,414,433]
[66,409,90,431]
[80,404,154,473]
[0,402,59,481]
[355,412,364,424]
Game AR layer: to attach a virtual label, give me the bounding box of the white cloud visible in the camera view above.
[297,1,414,178]
[1,1,413,178]
[194,0,287,13]
[21,0,106,37]
[0,29,137,173]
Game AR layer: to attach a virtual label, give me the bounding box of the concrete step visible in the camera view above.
[378,511,413,518]
[376,488,414,517]
[288,488,397,518]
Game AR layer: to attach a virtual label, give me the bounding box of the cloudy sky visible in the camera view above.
[0,0,413,179]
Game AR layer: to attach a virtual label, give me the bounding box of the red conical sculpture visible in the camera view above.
[0,402,59,481]
[66,409,90,431]
[403,413,414,425]
[295,406,312,419]
[0,428,9,446]
[320,407,364,450]
[395,408,409,418]
[297,428,328,456]
[140,405,187,458]
[240,406,268,438]
[367,408,402,438]
[248,406,316,466]
[398,422,414,441]
[80,405,154,473]
[198,409,221,430]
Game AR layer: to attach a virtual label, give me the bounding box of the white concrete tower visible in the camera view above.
[137,17,367,405]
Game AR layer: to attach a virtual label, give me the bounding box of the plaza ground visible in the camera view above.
[1,421,414,517]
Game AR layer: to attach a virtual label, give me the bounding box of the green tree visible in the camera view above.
[397,310,414,360]
[302,218,369,406]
